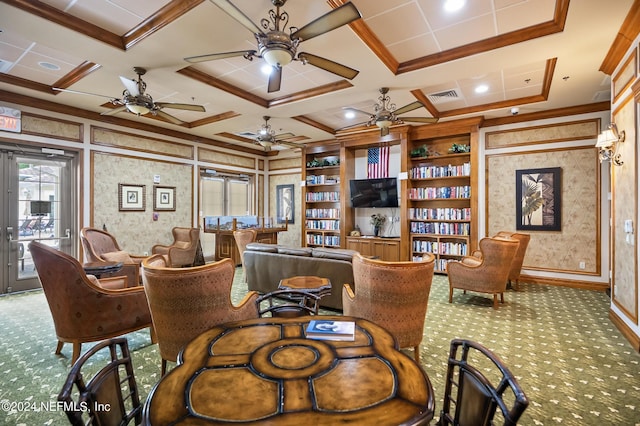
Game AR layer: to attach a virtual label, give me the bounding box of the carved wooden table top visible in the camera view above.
[278,276,332,297]
[142,315,435,425]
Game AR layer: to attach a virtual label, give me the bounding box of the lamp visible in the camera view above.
[125,104,150,115]
[596,123,625,166]
[123,92,153,116]
[256,116,277,151]
[257,8,297,68]
[262,46,294,67]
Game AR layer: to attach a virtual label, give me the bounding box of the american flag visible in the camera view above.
[367,146,389,178]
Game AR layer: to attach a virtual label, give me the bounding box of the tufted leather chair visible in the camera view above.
[342,253,436,362]
[447,237,519,309]
[141,254,259,375]
[29,241,153,364]
[80,227,147,286]
[494,231,530,291]
[233,229,257,280]
[151,227,200,267]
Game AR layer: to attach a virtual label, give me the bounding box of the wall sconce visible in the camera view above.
[596,123,625,166]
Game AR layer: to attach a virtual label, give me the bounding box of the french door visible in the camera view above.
[0,143,77,294]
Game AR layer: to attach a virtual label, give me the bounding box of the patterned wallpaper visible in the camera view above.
[92,152,193,254]
[487,147,599,274]
[612,99,637,319]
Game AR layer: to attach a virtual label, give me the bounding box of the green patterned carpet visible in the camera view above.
[1,271,639,425]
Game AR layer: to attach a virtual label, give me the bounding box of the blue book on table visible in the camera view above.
[305,320,355,341]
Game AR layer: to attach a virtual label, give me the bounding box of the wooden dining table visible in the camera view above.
[142,315,435,425]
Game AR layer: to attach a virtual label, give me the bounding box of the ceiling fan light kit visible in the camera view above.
[339,87,438,136]
[54,67,205,124]
[253,116,302,151]
[186,0,362,92]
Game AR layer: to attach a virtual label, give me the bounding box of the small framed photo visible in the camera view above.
[153,185,176,211]
[118,184,146,211]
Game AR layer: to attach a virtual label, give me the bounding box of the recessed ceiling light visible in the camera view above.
[38,61,60,71]
[344,110,355,119]
[444,0,465,12]
[475,84,488,94]
[261,64,272,75]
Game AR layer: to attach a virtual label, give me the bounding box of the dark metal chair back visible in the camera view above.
[438,339,529,426]
[257,289,321,317]
[58,337,142,425]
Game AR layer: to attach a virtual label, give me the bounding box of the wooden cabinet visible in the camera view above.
[406,127,478,273]
[302,145,342,248]
[346,236,401,261]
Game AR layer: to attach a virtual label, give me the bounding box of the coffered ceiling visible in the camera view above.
[0,0,635,154]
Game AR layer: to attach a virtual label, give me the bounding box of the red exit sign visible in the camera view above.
[0,106,21,133]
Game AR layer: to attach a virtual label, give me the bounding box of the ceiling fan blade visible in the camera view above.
[100,105,128,116]
[184,50,257,63]
[278,140,305,149]
[274,132,295,140]
[155,102,206,112]
[155,110,184,125]
[291,2,361,42]
[268,67,282,93]
[298,52,359,79]
[208,0,265,36]
[394,101,424,116]
[336,120,369,131]
[53,87,118,100]
[119,76,139,96]
[400,117,439,123]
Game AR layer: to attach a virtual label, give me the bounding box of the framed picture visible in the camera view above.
[118,184,145,211]
[276,184,294,224]
[153,186,176,211]
[516,167,561,231]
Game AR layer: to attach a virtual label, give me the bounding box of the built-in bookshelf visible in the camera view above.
[407,133,474,273]
[302,145,342,248]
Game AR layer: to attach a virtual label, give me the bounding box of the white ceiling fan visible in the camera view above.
[54,67,206,125]
[185,0,362,92]
[341,88,439,136]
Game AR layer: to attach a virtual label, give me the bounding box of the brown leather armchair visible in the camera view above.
[233,229,257,280]
[447,237,519,309]
[141,254,259,375]
[80,227,146,286]
[342,253,436,362]
[495,231,530,291]
[151,227,200,267]
[29,241,153,363]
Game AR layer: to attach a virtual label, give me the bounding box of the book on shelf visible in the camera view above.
[305,320,355,341]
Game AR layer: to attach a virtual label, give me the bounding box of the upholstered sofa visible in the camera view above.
[243,243,357,310]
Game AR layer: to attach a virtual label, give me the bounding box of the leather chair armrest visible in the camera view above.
[343,283,355,300]
[129,254,147,264]
[94,276,128,290]
[151,244,171,255]
[461,256,482,267]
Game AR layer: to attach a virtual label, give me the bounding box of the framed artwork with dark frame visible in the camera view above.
[118,184,145,211]
[276,184,294,224]
[153,186,176,211]
[516,167,561,231]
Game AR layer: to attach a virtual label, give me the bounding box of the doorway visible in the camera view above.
[0,143,77,294]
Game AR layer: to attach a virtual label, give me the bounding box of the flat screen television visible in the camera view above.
[349,178,399,208]
[30,200,51,216]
